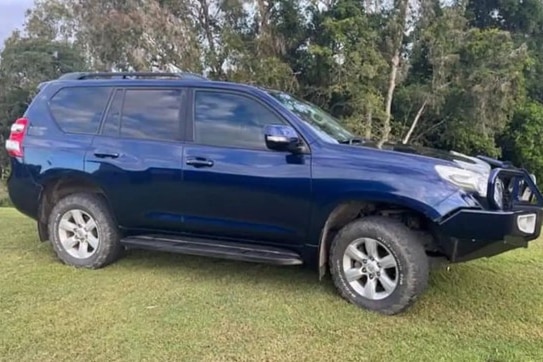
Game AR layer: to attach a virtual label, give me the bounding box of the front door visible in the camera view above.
[180,89,312,245]
[85,87,187,232]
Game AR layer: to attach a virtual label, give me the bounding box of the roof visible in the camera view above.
[41,71,271,97]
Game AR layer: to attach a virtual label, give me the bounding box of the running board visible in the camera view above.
[121,235,303,266]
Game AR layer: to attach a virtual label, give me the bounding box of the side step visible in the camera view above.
[121,235,303,266]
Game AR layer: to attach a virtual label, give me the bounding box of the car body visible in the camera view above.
[6,72,543,315]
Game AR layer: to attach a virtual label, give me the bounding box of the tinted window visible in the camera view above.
[50,87,112,134]
[120,89,182,141]
[102,90,123,137]
[194,91,285,149]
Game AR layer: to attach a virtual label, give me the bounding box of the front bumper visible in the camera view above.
[437,208,542,262]
[435,165,543,262]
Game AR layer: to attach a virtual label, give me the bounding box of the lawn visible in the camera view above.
[0,182,10,207]
[0,208,542,361]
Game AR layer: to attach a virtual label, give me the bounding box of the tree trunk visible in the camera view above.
[196,0,221,77]
[365,110,372,139]
[381,52,400,145]
[379,0,409,147]
[402,99,427,144]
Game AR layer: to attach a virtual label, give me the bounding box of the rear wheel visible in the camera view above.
[48,193,122,269]
[329,216,429,315]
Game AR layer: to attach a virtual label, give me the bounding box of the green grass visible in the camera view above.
[1,208,542,361]
[0,182,10,207]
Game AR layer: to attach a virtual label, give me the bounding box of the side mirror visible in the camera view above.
[264,125,301,152]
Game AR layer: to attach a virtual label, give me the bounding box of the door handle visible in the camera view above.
[94,151,120,159]
[186,158,214,168]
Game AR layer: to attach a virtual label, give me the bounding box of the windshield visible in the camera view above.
[268,91,356,143]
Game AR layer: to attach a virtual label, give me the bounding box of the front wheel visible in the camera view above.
[329,216,429,315]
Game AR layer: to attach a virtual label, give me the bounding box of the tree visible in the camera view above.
[0,0,539,167]
[26,0,202,72]
[397,2,467,144]
[0,34,87,171]
[379,0,411,145]
[438,28,528,156]
[466,0,543,102]
[502,102,543,181]
[300,0,387,137]
[225,0,306,92]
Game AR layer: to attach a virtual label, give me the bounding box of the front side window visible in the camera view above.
[193,91,285,150]
[50,86,112,134]
[120,89,182,141]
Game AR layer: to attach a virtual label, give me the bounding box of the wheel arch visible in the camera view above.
[316,197,440,279]
[37,171,110,242]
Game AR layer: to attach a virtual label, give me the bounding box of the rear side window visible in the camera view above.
[49,87,112,134]
[120,89,182,141]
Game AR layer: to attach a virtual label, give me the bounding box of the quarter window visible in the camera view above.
[50,87,112,134]
[193,91,285,149]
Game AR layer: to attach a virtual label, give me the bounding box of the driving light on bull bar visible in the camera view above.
[517,214,537,234]
[493,178,505,209]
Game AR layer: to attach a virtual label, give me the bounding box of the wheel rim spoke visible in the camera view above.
[62,236,78,250]
[87,234,99,249]
[78,241,89,258]
[364,238,378,259]
[84,218,97,233]
[345,244,367,263]
[71,210,85,227]
[362,278,377,299]
[59,219,77,233]
[379,273,397,293]
[379,255,396,269]
[344,267,364,282]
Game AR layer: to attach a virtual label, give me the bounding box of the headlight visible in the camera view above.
[493,178,504,208]
[435,165,488,197]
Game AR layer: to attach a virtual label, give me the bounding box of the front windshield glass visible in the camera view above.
[268,91,356,143]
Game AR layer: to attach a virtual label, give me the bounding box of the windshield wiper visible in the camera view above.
[338,137,365,145]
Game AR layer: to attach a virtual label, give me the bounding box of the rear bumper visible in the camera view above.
[7,159,42,220]
[436,207,542,262]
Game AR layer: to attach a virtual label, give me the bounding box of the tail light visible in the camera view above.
[5,118,29,158]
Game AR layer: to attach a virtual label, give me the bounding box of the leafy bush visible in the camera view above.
[501,101,543,181]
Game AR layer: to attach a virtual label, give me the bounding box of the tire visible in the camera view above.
[48,193,122,269]
[329,216,429,315]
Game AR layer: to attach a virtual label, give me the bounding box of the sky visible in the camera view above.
[0,0,34,47]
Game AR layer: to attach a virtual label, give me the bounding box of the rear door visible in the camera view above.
[179,88,312,245]
[85,87,188,232]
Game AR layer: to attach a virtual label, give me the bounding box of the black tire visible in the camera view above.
[48,193,122,269]
[329,216,429,315]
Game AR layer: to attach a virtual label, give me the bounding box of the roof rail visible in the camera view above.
[57,72,208,81]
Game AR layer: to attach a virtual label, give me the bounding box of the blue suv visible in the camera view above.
[6,72,543,315]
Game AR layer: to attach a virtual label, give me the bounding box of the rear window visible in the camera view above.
[49,87,112,134]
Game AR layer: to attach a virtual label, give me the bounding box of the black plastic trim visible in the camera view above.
[58,72,208,81]
[121,235,304,266]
